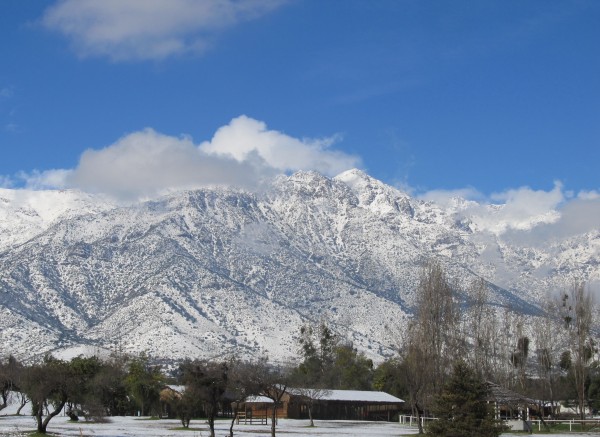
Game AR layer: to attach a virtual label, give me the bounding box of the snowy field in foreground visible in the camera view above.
[1,415,417,437]
[0,402,595,437]
[0,415,598,437]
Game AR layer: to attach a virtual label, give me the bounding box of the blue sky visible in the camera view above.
[1,0,599,205]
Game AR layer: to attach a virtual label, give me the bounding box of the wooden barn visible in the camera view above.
[240,389,404,422]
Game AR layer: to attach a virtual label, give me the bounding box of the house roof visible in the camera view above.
[485,382,535,406]
[244,395,274,404]
[244,389,404,404]
[165,385,186,393]
[289,388,404,403]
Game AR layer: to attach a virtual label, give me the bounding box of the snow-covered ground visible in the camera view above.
[0,415,418,437]
[0,414,598,436]
[1,395,596,436]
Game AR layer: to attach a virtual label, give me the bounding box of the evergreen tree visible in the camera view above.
[295,321,338,385]
[124,353,164,416]
[427,361,504,437]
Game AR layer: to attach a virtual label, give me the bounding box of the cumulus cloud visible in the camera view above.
[422,181,600,245]
[507,195,600,244]
[42,0,286,61]
[200,115,360,176]
[6,116,358,200]
[475,182,565,233]
[423,182,564,234]
[66,127,272,200]
[577,190,600,200]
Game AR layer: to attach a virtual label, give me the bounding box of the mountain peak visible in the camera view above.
[334,169,412,217]
[0,169,598,364]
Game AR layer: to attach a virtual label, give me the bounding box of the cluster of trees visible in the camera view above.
[376,261,599,435]
[0,351,327,437]
[1,321,381,436]
[0,353,164,434]
[1,261,598,437]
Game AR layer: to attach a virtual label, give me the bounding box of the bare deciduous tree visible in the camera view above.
[249,360,290,437]
[466,278,498,380]
[401,260,461,433]
[292,386,331,427]
[415,261,461,393]
[561,282,595,419]
[226,359,264,437]
[532,300,561,430]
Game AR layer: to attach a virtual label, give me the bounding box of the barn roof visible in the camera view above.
[244,389,404,404]
[289,388,404,403]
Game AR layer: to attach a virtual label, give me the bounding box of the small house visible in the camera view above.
[240,389,404,422]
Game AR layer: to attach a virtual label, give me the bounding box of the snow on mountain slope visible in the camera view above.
[0,170,597,364]
[0,188,115,250]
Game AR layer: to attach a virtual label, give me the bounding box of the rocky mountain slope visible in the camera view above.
[0,170,598,364]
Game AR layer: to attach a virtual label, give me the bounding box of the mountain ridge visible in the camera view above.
[0,170,598,363]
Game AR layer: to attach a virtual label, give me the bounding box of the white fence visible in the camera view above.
[400,415,600,433]
[530,418,600,432]
[398,415,437,427]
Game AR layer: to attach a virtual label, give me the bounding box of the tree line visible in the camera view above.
[386,260,599,434]
[0,338,376,436]
[1,260,598,436]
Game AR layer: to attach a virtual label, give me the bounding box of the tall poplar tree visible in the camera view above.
[561,282,595,420]
[401,260,461,433]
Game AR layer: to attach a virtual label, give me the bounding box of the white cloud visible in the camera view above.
[42,0,286,61]
[19,169,72,190]
[422,181,600,244]
[66,127,271,200]
[459,183,565,234]
[200,115,360,176]
[474,182,566,233]
[421,183,565,232]
[577,190,600,201]
[419,187,484,207]
[496,194,600,247]
[539,196,600,239]
[421,182,567,234]
[11,116,358,200]
[0,175,13,188]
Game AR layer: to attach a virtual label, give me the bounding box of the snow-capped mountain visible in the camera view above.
[0,170,598,364]
[0,188,114,250]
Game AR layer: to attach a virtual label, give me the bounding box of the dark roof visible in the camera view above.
[485,382,535,406]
